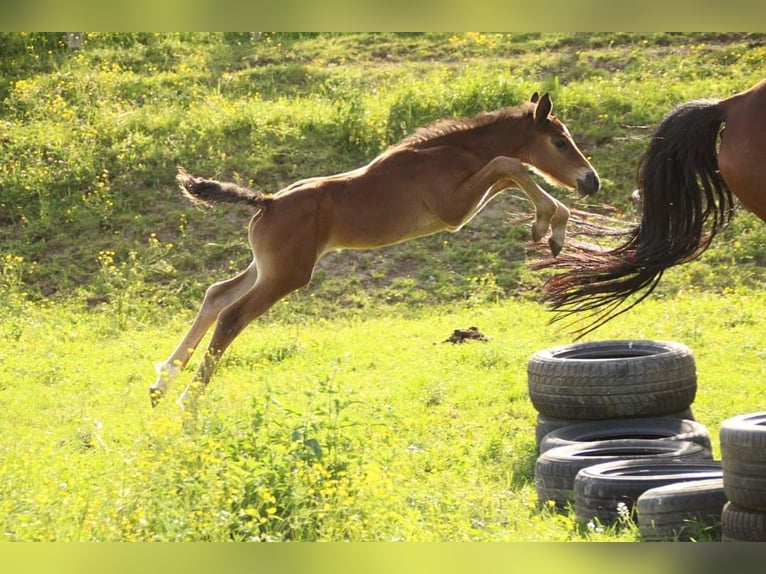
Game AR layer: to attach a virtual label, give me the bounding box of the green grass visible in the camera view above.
[3,32,766,302]
[2,290,765,541]
[3,32,766,541]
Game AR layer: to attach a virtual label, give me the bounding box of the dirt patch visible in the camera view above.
[443,326,488,344]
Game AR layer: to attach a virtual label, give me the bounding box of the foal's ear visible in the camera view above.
[534,92,553,123]
[530,92,540,103]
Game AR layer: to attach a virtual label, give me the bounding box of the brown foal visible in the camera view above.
[150,92,599,408]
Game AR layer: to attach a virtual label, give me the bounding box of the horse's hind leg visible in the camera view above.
[150,261,258,406]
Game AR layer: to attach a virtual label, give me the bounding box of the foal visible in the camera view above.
[151,92,599,407]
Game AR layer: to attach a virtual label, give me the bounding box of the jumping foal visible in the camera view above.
[151,92,599,408]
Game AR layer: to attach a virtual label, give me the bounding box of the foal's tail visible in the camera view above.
[176,167,271,210]
[534,99,734,337]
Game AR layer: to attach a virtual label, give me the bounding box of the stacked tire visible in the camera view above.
[635,475,727,541]
[535,437,713,510]
[577,459,722,535]
[720,412,766,542]
[528,340,699,442]
[529,340,721,539]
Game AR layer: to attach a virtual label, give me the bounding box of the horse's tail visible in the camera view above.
[535,98,734,336]
[176,167,271,210]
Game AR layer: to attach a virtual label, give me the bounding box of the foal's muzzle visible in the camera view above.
[577,171,600,196]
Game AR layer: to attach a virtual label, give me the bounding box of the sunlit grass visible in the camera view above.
[1,289,764,540]
[3,33,766,302]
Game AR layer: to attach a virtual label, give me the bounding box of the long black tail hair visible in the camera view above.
[535,99,735,336]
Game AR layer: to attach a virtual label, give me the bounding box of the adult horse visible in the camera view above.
[150,92,600,408]
[537,79,766,336]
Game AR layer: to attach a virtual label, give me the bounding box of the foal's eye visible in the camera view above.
[553,137,568,151]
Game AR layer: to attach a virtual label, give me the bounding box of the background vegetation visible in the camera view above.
[1,32,766,541]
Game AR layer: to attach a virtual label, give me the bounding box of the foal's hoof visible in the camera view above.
[548,237,563,257]
[149,387,164,408]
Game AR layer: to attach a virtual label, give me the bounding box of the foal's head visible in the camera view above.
[522,92,600,196]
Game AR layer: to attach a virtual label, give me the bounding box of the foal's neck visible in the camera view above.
[452,117,531,161]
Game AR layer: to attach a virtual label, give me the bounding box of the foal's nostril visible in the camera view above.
[578,171,600,195]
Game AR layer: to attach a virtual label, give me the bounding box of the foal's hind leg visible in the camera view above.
[150,262,258,406]
[177,266,314,410]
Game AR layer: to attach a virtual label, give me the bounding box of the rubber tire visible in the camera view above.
[573,459,722,527]
[528,340,697,420]
[535,439,712,508]
[534,408,695,449]
[637,478,726,541]
[539,417,711,454]
[720,411,766,511]
[721,501,766,542]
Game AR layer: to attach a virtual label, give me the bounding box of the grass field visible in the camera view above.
[3,290,766,541]
[2,32,766,541]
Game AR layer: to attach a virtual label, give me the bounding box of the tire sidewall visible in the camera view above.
[528,340,697,420]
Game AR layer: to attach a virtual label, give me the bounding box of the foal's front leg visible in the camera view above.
[507,168,570,256]
[433,156,568,255]
[483,176,558,246]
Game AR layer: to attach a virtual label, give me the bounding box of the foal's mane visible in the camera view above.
[392,103,535,150]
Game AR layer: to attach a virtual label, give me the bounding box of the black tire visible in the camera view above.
[534,408,695,449]
[720,411,766,512]
[539,417,711,454]
[721,501,766,542]
[528,340,697,420]
[573,459,722,527]
[637,478,726,541]
[535,439,712,508]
